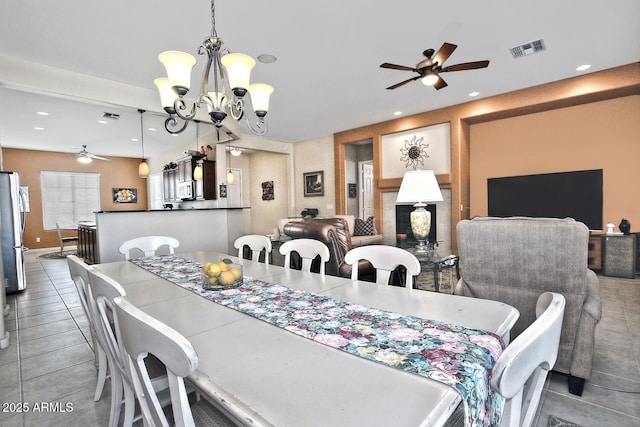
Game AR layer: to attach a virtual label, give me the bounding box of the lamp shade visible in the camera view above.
[138,160,150,178]
[221,53,255,90]
[158,51,197,91]
[396,170,443,204]
[154,78,179,112]
[193,163,203,181]
[226,170,235,184]
[248,83,274,115]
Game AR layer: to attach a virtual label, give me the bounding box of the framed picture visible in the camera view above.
[113,188,137,203]
[348,183,357,198]
[262,181,274,200]
[304,171,324,197]
[219,184,227,198]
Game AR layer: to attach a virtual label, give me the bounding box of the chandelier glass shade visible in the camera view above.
[155,0,273,136]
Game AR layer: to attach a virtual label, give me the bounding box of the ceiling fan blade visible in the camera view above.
[433,42,457,67]
[433,75,448,90]
[386,76,420,90]
[442,60,490,72]
[380,62,415,72]
[88,154,110,161]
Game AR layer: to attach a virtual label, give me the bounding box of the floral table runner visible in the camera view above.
[131,255,505,427]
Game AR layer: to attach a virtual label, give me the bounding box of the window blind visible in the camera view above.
[41,171,100,230]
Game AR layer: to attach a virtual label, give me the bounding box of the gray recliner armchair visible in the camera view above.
[455,217,602,396]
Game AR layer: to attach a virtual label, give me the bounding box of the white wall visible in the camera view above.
[249,151,290,234]
[292,135,336,217]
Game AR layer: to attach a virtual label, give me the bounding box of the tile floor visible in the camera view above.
[1,248,639,426]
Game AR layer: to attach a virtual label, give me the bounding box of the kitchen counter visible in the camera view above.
[94,208,249,263]
[95,207,249,213]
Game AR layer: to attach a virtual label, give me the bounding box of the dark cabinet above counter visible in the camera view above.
[163,156,216,202]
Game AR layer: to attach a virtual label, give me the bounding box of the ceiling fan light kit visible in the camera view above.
[155,0,274,136]
[380,42,489,91]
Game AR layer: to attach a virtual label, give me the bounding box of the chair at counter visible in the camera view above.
[118,236,180,260]
[56,222,79,256]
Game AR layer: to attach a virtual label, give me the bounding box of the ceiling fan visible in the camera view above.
[74,145,110,163]
[380,42,489,90]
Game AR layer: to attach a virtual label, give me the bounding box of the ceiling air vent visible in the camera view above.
[101,112,120,120]
[509,39,545,58]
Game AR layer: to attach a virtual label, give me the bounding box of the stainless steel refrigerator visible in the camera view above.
[0,171,27,293]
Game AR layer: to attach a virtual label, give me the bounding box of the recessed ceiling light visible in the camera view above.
[576,64,591,71]
[147,127,157,132]
[33,127,45,131]
[393,111,402,116]
[257,54,277,64]
[97,120,108,124]
[131,138,139,142]
[469,91,480,97]
[36,111,49,116]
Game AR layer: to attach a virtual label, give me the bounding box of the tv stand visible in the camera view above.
[588,232,602,270]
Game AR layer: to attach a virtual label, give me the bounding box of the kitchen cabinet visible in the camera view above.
[194,160,216,200]
[164,157,216,202]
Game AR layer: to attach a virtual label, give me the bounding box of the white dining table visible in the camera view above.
[94,250,519,427]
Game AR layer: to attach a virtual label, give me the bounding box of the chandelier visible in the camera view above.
[154,0,274,136]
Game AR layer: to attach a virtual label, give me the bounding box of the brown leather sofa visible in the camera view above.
[283,217,374,280]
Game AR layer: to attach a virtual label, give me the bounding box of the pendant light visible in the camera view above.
[193,120,203,181]
[226,133,234,184]
[138,109,149,178]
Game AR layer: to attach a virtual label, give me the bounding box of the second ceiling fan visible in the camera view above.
[380,42,489,90]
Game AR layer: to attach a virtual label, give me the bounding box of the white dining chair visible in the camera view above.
[87,269,138,427]
[234,234,272,263]
[67,255,107,402]
[279,238,330,275]
[490,292,566,427]
[118,235,180,260]
[343,245,421,287]
[113,296,237,427]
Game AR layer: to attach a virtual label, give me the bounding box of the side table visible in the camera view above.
[403,247,460,293]
[603,234,637,278]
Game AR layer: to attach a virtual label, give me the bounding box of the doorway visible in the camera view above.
[359,161,374,219]
[226,168,243,207]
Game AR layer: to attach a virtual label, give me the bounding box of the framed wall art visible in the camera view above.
[303,171,324,197]
[348,183,357,198]
[262,181,274,200]
[113,188,137,203]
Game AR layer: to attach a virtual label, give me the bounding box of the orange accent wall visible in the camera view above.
[2,148,148,249]
[469,95,640,231]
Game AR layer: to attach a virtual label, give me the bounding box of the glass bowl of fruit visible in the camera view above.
[201,259,243,290]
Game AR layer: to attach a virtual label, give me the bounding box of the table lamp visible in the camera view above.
[396,170,443,251]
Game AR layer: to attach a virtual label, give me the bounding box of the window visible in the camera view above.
[41,171,100,230]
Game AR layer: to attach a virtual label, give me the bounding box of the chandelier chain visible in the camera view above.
[210,0,217,37]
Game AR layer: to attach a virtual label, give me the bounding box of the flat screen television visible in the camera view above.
[487,169,603,231]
